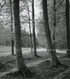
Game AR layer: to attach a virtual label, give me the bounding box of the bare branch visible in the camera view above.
[56,0,64,11]
[0,0,6,12]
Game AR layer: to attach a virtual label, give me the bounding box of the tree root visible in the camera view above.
[34,54,40,58]
[49,63,68,69]
[7,69,33,78]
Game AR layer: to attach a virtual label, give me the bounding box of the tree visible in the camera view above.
[26,0,33,54]
[52,0,56,51]
[10,0,14,55]
[42,0,61,66]
[32,0,38,57]
[13,0,31,76]
[66,0,70,57]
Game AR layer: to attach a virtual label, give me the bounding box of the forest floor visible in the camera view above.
[0,52,70,79]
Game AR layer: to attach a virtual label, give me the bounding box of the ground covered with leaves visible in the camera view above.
[0,53,70,79]
[0,52,47,72]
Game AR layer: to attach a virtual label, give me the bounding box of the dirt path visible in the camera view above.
[0,58,49,78]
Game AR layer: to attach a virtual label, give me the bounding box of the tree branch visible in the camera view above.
[56,0,64,11]
[0,0,6,12]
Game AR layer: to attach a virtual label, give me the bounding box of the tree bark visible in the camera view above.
[13,0,31,76]
[53,0,56,52]
[32,0,38,57]
[10,0,14,55]
[42,0,61,66]
[66,0,70,57]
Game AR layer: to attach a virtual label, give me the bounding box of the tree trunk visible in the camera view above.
[66,0,70,57]
[26,1,33,54]
[53,0,56,52]
[32,0,38,57]
[10,0,14,55]
[42,0,61,66]
[13,0,31,76]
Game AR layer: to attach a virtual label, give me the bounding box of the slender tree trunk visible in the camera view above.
[10,0,14,55]
[42,0,61,66]
[66,0,70,57]
[32,0,38,57]
[13,0,31,76]
[53,0,56,51]
[26,1,33,54]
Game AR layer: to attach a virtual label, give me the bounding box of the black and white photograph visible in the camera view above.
[0,0,70,79]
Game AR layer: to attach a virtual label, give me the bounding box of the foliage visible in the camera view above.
[37,0,66,49]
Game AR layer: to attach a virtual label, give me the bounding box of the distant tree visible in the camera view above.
[42,0,61,66]
[26,0,33,53]
[21,29,31,47]
[66,0,70,57]
[13,0,31,76]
